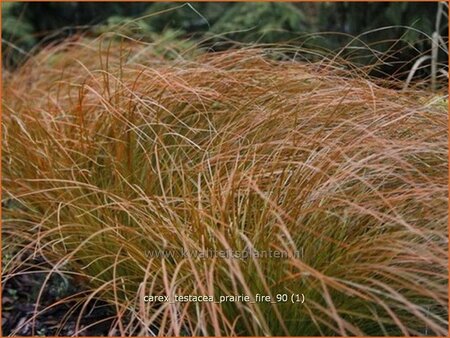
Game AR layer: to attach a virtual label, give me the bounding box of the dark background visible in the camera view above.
[2,2,448,80]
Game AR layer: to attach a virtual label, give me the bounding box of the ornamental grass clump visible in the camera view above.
[2,35,448,336]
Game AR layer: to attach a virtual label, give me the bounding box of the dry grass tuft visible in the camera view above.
[2,35,448,336]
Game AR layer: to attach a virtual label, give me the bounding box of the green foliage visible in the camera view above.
[141,2,221,33]
[211,3,306,44]
[2,3,35,44]
[2,3,36,67]
[94,17,199,61]
[2,2,446,80]
[94,15,153,37]
[320,2,437,38]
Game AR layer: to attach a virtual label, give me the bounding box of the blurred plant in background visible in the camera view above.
[2,2,448,82]
[318,2,448,81]
[2,3,36,68]
[210,3,306,44]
